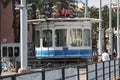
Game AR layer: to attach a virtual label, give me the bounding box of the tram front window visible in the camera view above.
[35,31,40,47]
[55,29,67,47]
[8,47,13,57]
[84,29,90,46]
[14,47,19,57]
[43,30,52,47]
[70,29,82,46]
[2,47,7,57]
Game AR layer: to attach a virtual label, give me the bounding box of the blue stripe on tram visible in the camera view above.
[35,49,92,56]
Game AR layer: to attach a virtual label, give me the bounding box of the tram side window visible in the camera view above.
[43,30,52,47]
[2,47,7,57]
[84,29,90,46]
[55,29,67,47]
[35,31,40,47]
[14,47,19,57]
[70,29,82,46]
[8,47,13,57]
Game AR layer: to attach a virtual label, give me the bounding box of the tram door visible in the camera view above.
[42,29,54,56]
[35,28,54,57]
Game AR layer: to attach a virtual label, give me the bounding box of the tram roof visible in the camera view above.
[28,18,101,24]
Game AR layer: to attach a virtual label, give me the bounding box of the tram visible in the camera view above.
[31,18,100,58]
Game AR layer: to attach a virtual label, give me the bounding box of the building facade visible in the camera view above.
[0,2,14,44]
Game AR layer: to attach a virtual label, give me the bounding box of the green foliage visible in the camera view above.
[88,6,99,47]
[89,5,117,48]
[88,6,99,18]
[27,0,77,19]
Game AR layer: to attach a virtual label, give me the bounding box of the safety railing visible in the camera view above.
[0,59,120,80]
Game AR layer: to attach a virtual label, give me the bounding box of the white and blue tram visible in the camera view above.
[32,18,99,58]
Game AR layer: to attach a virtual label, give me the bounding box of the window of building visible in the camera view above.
[55,29,67,47]
[43,30,52,47]
[70,29,82,46]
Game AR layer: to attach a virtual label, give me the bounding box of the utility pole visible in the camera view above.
[18,0,29,73]
[117,0,120,58]
[85,0,88,17]
[98,0,102,60]
[109,0,113,55]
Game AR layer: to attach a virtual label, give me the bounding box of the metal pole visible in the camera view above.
[98,0,102,60]
[109,0,113,55]
[85,0,88,17]
[117,0,120,58]
[19,0,28,71]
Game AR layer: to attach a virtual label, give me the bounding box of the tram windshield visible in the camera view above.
[55,29,67,47]
[35,31,40,47]
[8,47,13,57]
[84,29,90,46]
[43,30,52,47]
[2,47,7,57]
[70,29,82,46]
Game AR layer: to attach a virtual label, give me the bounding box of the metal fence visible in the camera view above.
[0,59,120,80]
[87,60,119,80]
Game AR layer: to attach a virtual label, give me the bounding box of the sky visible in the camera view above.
[81,0,117,8]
